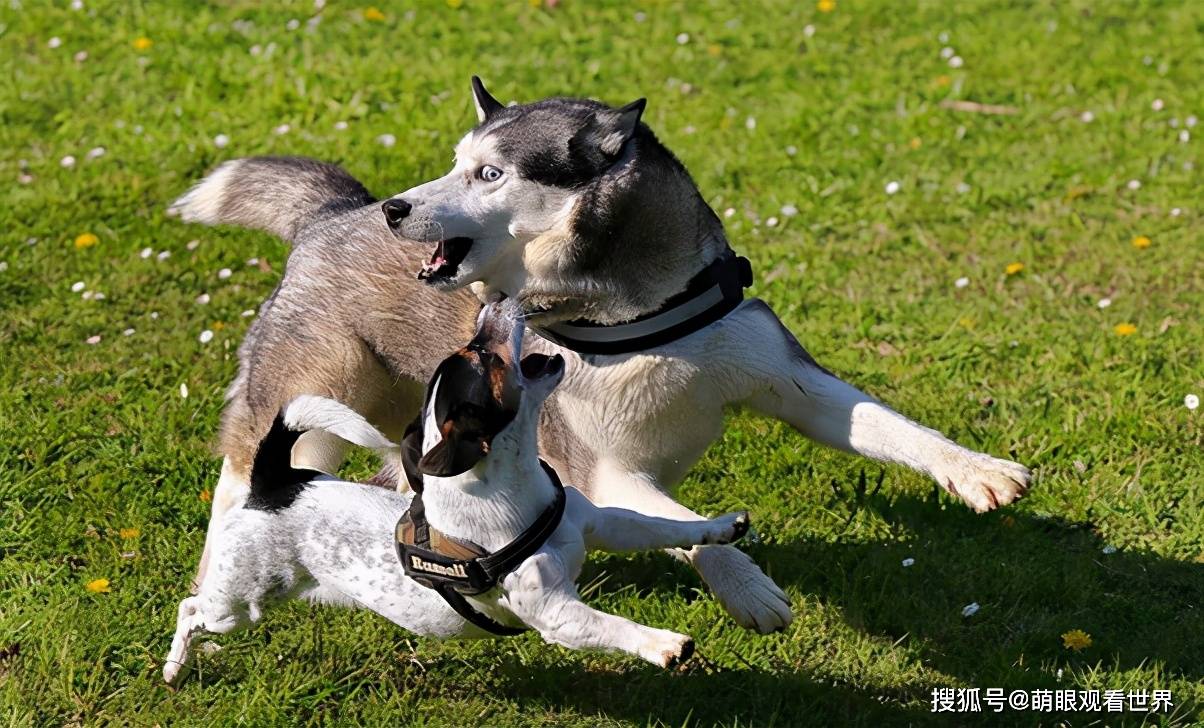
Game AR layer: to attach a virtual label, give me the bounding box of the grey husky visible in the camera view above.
[170,78,1030,633]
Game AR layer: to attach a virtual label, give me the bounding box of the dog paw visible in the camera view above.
[691,545,792,634]
[639,630,695,669]
[162,657,190,685]
[702,511,751,545]
[934,453,1031,513]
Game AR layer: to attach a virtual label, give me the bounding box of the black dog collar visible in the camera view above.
[395,459,566,636]
[531,249,753,356]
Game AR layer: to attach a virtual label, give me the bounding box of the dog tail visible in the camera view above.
[167,156,376,244]
[282,395,401,455]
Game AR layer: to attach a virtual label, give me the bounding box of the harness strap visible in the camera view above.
[395,460,566,636]
[531,249,753,355]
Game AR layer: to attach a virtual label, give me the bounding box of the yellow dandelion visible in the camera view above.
[1113,323,1137,336]
[132,37,153,51]
[908,137,922,150]
[1061,629,1092,651]
[363,6,385,21]
[119,527,140,539]
[74,232,99,249]
[199,489,212,503]
[958,316,975,329]
[817,0,836,11]
[445,0,463,8]
[528,0,540,6]
[1005,262,1025,275]
[1131,235,1151,249]
[211,321,225,331]
[706,44,723,58]
[935,75,951,87]
[85,578,111,593]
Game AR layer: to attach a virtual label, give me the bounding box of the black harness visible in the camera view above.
[531,249,754,355]
[395,449,566,636]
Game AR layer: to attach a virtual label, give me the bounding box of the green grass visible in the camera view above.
[2,0,1202,725]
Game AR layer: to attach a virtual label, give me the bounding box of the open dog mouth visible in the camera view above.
[417,237,473,282]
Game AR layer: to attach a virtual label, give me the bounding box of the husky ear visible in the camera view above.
[417,429,488,477]
[471,76,504,123]
[596,98,646,156]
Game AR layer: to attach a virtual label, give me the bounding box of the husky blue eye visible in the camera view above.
[478,165,503,182]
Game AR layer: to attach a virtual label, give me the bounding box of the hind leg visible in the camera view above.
[162,592,248,685]
[193,457,250,592]
[589,461,792,634]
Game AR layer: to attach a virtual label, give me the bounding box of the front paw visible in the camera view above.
[934,453,1031,513]
[702,511,751,545]
[639,630,695,669]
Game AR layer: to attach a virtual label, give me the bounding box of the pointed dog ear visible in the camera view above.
[594,98,646,156]
[417,429,488,477]
[471,76,504,123]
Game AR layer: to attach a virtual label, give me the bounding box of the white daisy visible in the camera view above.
[241,309,256,318]
[1186,394,1200,411]
[48,37,62,49]
[71,281,86,292]
[74,50,88,62]
[940,46,955,59]
[885,180,901,195]
[286,18,300,31]
[186,239,200,251]
[723,208,736,219]
[765,216,778,227]
[377,133,396,148]
[246,257,259,266]
[955,277,969,288]
[1097,297,1112,309]
[217,268,232,280]
[86,146,105,160]
[60,155,76,168]
[85,335,101,345]
[1102,545,1117,554]
[948,56,964,69]
[123,328,135,336]
[745,116,756,131]
[273,123,291,135]
[1126,179,1141,191]
[803,24,815,38]
[139,247,152,259]
[676,32,689,45]
[179,383,189,398]
[1079,110,1095,123]
[157,250,171,261]
[198,329,214,344]
[196,293,210,305]
[961,602,980,617]
[785,145,798,156]
[1151,98,1164,111]
[214,133,230,148]
[780,204,798,217]
[901,558,915,567]
[334,121,348,131]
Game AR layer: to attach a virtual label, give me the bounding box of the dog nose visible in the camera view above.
[382,198,412,228]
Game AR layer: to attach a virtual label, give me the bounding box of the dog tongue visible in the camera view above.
[418,241,447,279]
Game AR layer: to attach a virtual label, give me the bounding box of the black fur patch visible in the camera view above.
[478,99,651,189]
[245,414,323,512]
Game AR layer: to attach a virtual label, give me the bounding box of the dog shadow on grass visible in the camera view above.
[548,486,1204,723]
[755,489,1204,688]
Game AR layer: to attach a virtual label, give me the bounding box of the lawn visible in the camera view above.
[2,0,1202,725]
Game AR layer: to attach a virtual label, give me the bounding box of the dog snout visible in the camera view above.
[381,198,412,230]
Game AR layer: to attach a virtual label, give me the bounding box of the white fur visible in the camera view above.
[387,133,580,297]
[167,160,239,224]
[518,299,1029,632]
[164,385,749,684]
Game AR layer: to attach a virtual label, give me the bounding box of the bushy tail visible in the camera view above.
[168,156,376,243]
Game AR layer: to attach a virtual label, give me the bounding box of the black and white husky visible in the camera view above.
[171,78,1030,634]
